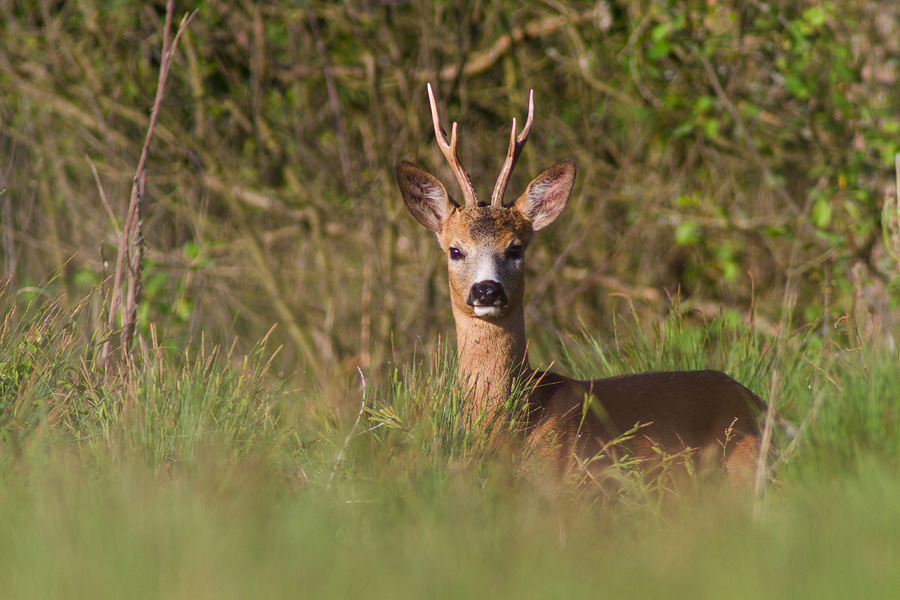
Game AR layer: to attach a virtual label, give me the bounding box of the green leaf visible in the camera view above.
[675,221,701,246]
[701,118,719,139]
[650,22,672,41]
[811,197,832,229]
[672,122,695,138]
[676,194,699,208]
[647,40,671,60]
[183,241,202,261]
[146,272,169,297]
[694,96,715,114]
[802,6,828,29]
[785,74,809,99]
[74,269,98,286]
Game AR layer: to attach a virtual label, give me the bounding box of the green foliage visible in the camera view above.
[1,0,898,379]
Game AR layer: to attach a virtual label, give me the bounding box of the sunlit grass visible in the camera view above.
[2,293,900,598]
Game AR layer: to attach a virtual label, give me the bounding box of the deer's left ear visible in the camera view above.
[514,159,576,231]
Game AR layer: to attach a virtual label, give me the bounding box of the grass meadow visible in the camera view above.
[1,290,899,599]
[2,1,900,598]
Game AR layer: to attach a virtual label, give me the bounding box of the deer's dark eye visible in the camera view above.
[449,247,464,260]
[506,245,523,260]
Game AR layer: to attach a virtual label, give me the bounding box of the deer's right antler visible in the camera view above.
[427,83,478,208]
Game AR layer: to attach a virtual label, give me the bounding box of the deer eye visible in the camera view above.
[506,245,523,260]
[449,247,464,260]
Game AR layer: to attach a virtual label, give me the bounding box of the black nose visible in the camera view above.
[467,281,508,306]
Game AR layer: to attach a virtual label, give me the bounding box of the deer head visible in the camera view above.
[396,84,577,321]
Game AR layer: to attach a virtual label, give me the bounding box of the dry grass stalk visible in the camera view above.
[98,1,197,372]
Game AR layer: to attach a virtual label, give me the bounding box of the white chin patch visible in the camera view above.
[473,306,502,318]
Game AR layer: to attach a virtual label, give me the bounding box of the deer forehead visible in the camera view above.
[440,207,533,250]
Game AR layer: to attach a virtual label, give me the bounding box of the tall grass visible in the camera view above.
[2,289,899,598]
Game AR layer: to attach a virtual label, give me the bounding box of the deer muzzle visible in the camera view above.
[468,280,508,317]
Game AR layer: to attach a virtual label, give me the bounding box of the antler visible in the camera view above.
[427,83,478,208]
[490,90,534,208]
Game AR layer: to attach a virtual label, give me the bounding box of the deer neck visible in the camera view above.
[452,303,532,414]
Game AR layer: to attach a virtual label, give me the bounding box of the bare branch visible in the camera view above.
[100,1,197,370]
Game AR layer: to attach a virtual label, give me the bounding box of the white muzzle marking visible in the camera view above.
[472,256,500,287]
[473,306,502,317]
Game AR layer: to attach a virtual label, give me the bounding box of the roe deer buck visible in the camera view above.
[396,84,767,483]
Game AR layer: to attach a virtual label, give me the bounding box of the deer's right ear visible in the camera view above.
[396,160,457,232]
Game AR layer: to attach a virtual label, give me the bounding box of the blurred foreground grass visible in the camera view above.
[4,453,900,599]
[1,291,899,599]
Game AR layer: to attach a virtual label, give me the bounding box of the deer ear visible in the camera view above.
[514,159,576,231]
[396,160,458,232]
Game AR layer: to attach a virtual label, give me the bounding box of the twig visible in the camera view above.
[328,367,369,488]
[549,199,656,311]
[698,52,809,219]
[754,371,779,510]
[233,203,322,370]
[440,9,595,82]
[886,153,900,266]
[99,1,197,370]
[133,6,198,180]
[86,155,121,239]
[308,8,353,191]
[283,7,598,85]
[1,191,13,284]
[769,387,825,473]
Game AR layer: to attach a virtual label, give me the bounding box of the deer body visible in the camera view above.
[397,85,764,482]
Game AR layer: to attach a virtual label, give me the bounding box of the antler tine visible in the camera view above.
[426,83,478,208]
[490,89,535,208]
